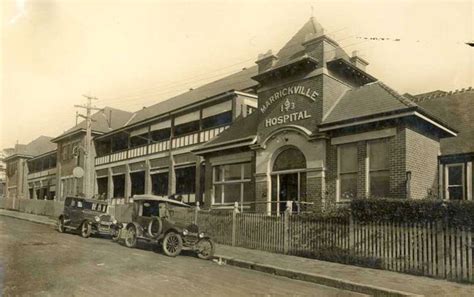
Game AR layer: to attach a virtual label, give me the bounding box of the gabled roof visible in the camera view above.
[128,67,259,126]
[322,82,417,125]
[5,136,56,161]
[52,107,133,142]
[415,89,474,155]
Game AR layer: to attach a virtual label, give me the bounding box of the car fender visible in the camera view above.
[59,214,71,224]
[164,227,182,236]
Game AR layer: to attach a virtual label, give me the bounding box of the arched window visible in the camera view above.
[273,148,306,172]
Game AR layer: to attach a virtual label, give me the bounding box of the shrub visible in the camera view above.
[350,198,474,227]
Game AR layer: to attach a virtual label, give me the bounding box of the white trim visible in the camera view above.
[467,162,472,201]
[331,128,396,145]
[413,112,457,136]
[320,111,414,131]
[202,100,232,118]
[234,91,258,99]
[129,127,149,137]
[150,119,171,131]
[174,110,200,125]
[210,157,252,166]
[320,111,457,137]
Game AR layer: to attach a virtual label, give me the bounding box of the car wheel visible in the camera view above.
[80,221,92,238]
[196,238,215,260]
[111,227,121,242]
[148,217,162,238]
[162,232,183,257]
[125,226,137,248]
[58,217,65,233]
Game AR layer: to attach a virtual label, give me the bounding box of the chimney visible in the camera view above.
[350,50,369,71]
[255,50,278,74]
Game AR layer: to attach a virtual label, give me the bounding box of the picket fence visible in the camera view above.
[173,208,474,283]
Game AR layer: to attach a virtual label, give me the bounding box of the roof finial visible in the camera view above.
[311,5,314,18]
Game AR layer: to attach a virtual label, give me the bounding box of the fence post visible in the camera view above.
[349,214,355,251]
[232,202,239,247]
[284,201,292,254]
[194,201,200,224]
[436,220,445,278]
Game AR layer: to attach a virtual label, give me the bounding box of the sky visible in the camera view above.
[1,0,472,149]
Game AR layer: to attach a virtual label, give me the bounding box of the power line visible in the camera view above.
[97,26,351,104]
[102,42,371,111]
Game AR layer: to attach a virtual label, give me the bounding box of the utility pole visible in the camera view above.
[74,95,102,198]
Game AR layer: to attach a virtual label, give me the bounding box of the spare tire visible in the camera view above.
[148,217,162,238]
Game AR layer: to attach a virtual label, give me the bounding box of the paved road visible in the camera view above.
[0,216,366,297]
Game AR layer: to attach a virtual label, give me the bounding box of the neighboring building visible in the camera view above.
[4,136,56,208]
[26,150,58,200]
[411,88,474,201]
[51,107,133,201]
[0,149,13,197]
[93,70,258,205]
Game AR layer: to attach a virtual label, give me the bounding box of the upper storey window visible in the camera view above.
[174,111,200,137]
[150,120,171,142]
[202,100,232,129]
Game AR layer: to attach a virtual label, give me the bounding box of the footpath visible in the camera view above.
[1,209,473,297]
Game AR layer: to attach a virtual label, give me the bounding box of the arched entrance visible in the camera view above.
[270,147,306,213]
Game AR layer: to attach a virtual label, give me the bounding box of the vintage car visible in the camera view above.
[121,194,215,260]
[57,196,120,240]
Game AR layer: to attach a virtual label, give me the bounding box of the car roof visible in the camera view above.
[132,194,191,208]
[66,196,108,205]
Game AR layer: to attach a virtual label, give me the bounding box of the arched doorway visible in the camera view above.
[270,147,306,214]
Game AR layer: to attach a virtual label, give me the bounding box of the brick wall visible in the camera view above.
[388,127,407,198]
[326,126,410,205]
[405,127,440,199]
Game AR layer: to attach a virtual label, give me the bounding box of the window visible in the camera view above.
[97,177,108,198]
[96,139,111,157]
[338,144,358,201]
[111,133,128,152]
[368,140,390,197]
[151,128,171,142]
[112,174,125,198]
[174,121,200,137]
[130,133,148,148]
[213,163,252,205]
[201,111,232,129]
[130,171,145,196]
[151,172,168,196]
[446,164,464,200]
[273,148,306,171]
[175,167,196,203]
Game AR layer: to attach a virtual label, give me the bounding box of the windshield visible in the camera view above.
[141,201,160,217]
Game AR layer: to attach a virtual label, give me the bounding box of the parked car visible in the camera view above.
[57,196,120,240]
[121,194,215,260]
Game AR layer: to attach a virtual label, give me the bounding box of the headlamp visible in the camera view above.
[199,232,204,238]
[183,229,189,236]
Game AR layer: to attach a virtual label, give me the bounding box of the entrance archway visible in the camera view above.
[270,147,306,213]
